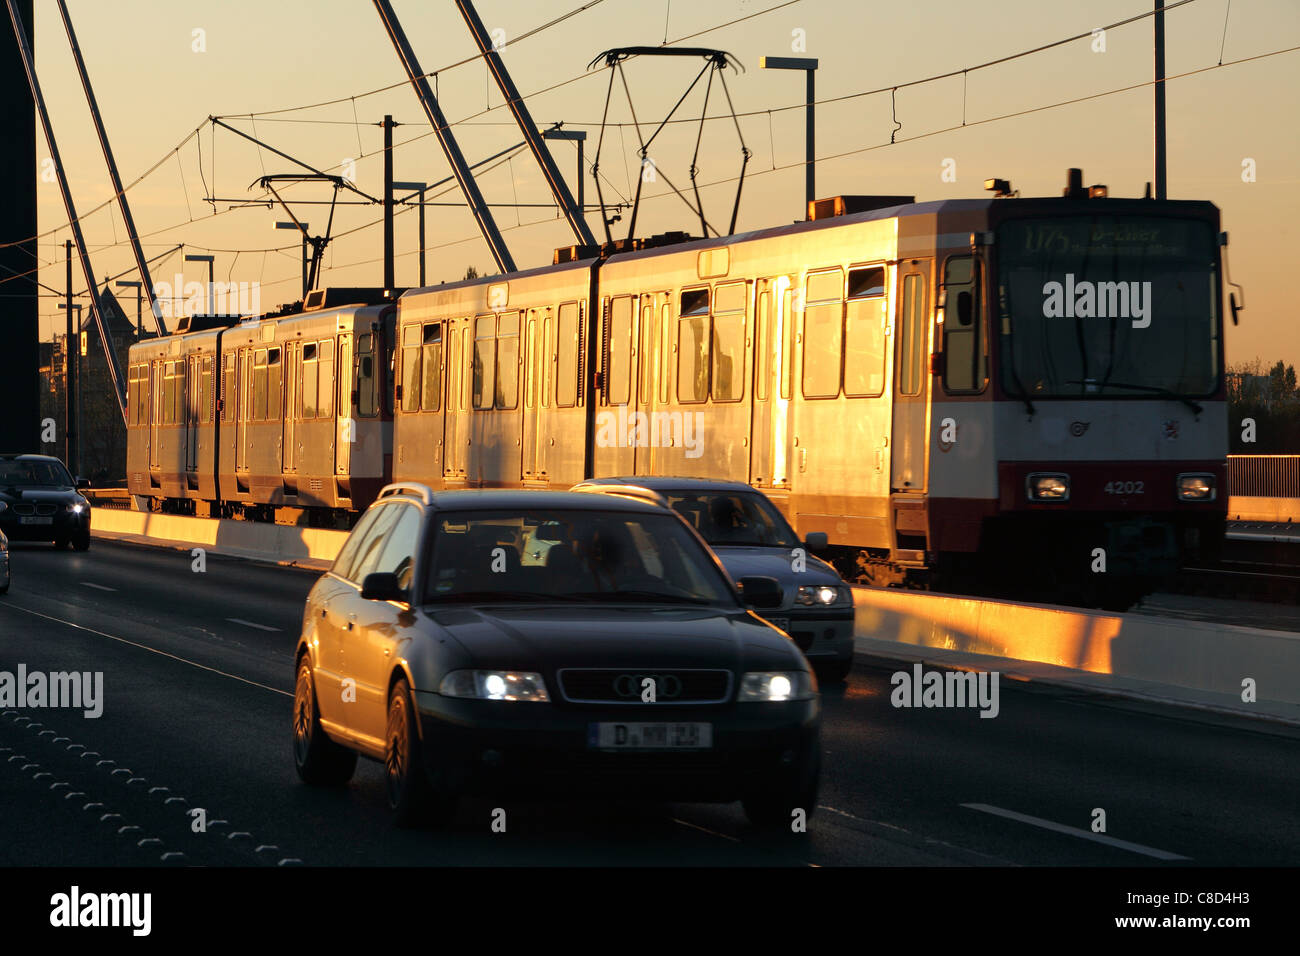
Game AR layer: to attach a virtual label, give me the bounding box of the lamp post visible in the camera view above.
[57,301,83,473]
[541,127,588,218]
[275,222,308,299]
[392,181,427,287]
[116,279,142,341]
[184,253,215,316]
[760,56,819,213]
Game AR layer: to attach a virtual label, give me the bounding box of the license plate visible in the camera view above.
[588,722,712,750]
[767,616,791,633]
[19,516,53,525]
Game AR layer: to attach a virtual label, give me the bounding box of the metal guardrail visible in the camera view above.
[1227,455,1300,499]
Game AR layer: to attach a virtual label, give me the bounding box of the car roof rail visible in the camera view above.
[377,482,434,506]
[570,482,669,508]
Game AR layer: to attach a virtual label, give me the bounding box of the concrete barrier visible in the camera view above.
[91,508,346,569]
[853,586,1300,723]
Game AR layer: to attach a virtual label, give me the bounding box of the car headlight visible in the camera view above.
[66,502,86,514]
[738,671,817,701]
[1176,473,1215,501]
[1027,473,1069,502]
[795,584,850,606]
[439,670,549,701]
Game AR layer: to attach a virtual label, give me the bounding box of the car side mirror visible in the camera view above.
[75,477,90,490]
[738,575,783,609]
[361,572,407,602]
[803,532,828,554]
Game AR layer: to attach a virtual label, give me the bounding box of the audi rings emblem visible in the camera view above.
[613,674,682,698]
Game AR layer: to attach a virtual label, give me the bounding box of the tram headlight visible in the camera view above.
[1176,474,1216,501]
[1027,473,1070,502]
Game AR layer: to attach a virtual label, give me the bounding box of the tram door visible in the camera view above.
[890,261,932,494]
[185,355,200,474]
[335,334,352,477]
[149,361,162,472]
[282,343,298,474]
[632,294,659,475]
[522,310,547,480]
[443,318,468,480]
[235,349,249,475]
[749,278,794,487]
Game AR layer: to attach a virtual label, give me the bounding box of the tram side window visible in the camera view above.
[496,311,519,409]
[942,256,986,393]
[302,344,318,419]
[607,296,633,406]
[401,325,421,413]
[318,340,334,418]
[267,348,282,420]
[201,356,214,422]
[898,273,926,396]
[473,314,496,410]
[712,282,746,402]
[422,323,442,412]
[844,266,887,398]
[223,354,236,423]
[803,270,844,399]
[356,333,378,418]
[127,367,140,425]
[556,302,579,408]
[678,288,710,403]
[639,302,654,406]
[253,349,268,421]
[755,293,771,402]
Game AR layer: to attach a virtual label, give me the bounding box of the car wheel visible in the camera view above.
[292,660,357,785]
[816,656,853,684]
[72,530,91,552]
[385,676,452,827]
[743,746,821,830]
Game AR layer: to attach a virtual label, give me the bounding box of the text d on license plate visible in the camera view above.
[589,722,712,750]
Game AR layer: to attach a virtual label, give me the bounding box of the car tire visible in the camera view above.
[385,676,455,827]
[292,660,357,786]
[72,530,91,552]
[742,746,821,830]
[817,656,853,684]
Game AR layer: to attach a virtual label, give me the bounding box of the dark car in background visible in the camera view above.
[293,484,821,828]
[573,478,856,682]
[0,504,10,594]
[0,454,92,552]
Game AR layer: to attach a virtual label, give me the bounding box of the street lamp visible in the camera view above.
[184,253,215,316]
[392,181,427,287]
[760,56,819,212]
[116,279,142,341]
[275,222,308,299]
[541,127,588,217]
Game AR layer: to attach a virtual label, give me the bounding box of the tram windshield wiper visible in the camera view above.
[1065,380,1203,415]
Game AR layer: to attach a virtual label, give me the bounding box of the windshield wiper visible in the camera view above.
[425,590,578,604]
[1065,380,1202,414]
[567,590,714,605]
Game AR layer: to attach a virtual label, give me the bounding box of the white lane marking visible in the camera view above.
[0,602,291,698]
[81,582,117,592]
[961,803,1190,861]
[226,618,280,632]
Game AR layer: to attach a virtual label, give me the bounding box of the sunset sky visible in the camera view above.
[23,0,1300,371]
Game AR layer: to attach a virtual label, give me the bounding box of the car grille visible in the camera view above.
[11,504,56,517]
[557,668,733,704]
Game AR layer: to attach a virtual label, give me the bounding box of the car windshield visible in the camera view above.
[0,460,73,487]
[425,508,736,606]
[997,215,1220,399]
[665,491,799,548]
